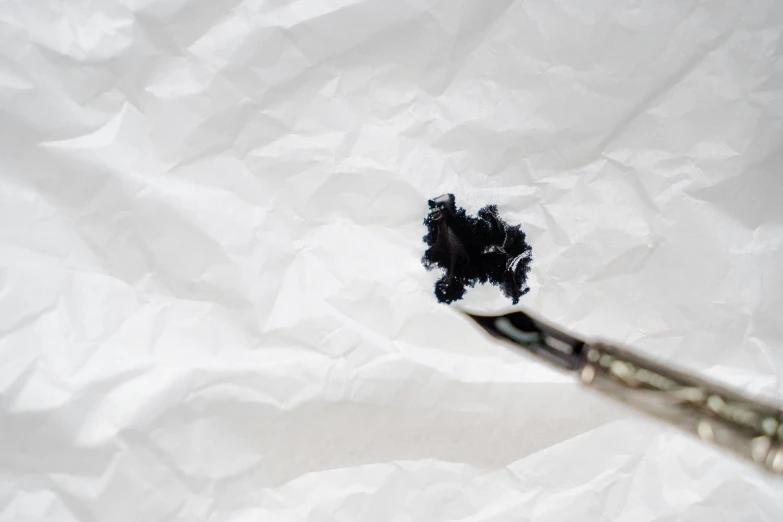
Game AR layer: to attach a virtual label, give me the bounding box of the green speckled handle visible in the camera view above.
[581,342,783,473]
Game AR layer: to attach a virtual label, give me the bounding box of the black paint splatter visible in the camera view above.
[421,194,532,304]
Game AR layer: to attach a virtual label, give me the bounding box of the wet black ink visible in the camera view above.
[421,194,532,304]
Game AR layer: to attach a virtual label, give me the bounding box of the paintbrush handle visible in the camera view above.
[580,342,783,474]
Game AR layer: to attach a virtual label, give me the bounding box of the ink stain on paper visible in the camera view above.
[421,194,533,304]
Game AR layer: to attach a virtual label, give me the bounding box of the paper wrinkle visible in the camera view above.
[3,0,783,520]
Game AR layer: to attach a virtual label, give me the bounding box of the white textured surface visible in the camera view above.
[1,0,783,520]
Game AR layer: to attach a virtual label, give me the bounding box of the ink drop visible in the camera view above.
[421,194,532,304]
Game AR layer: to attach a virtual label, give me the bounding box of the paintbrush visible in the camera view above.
[421,194,782,473]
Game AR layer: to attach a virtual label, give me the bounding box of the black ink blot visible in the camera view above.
[421,194,533,304]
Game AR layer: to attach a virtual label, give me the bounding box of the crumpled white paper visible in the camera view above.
[1,0,782,520]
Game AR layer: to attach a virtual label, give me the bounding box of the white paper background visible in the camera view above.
[1,0,783,520]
